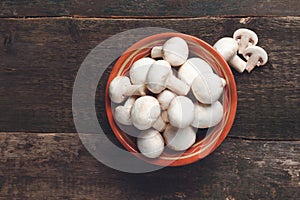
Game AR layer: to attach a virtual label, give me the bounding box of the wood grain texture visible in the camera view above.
[0,132,299,199]
[0,17,299,139]
[0,0,299,18]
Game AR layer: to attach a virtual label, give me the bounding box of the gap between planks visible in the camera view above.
[0,15,300,20]
[0,132,299,142]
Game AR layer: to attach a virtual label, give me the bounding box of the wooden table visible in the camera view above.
[0,1,299,199]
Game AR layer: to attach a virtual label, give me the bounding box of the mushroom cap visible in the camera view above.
[213,37,239,61]
[114,97,136,125]
[178,57,214,86]
[233,28,258,45]
[109,76,131,103]
[168,96,195,128]
[129,57,156,84]
[243,46,268,65]
[146,60,172,94]
[137,129,165,158]
[191,73,225,104]
[131,96,161,130]
[157,90,176,110]
[163,125,196,151]
[192,101,224,128]
[162,37,189,67]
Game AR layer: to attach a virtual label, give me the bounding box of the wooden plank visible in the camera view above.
[0,0,299,18]
[0,132,299,199]
[0,17,299,139]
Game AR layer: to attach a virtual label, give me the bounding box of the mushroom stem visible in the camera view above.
[161,111,169,123]
[165,75,190,96]
[228,55,247,73]
[238,36,252,54]
[151,46,163,58]
[123,97,136,107]
[245,55,260,73]
[152,116,167,132]
[124,84,146,96]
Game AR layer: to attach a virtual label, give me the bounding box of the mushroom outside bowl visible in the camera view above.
[105,32,237,166]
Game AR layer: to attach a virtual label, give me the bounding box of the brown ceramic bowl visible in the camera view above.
[105,32,237,166]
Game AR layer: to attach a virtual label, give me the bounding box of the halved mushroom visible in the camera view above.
[130,96,161,130]
[114,97,136,125]
[168,96,194,129]
[162,37,189,67]
[137,129,165,158]
[191,73,226,104]
[163,125,196,151]
[213,37,247,73]
[233,28,258,54]
[192,101,224,128]
[243,46,268,73]
[178,57,214,86]
[109,76,146,103]
[146,60,190,95]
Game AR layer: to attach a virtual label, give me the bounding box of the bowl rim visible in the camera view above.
[105,32,237,166]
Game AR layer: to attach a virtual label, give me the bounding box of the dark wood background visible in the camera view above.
[0,1,299,199]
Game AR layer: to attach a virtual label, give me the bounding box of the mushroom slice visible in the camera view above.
[137,129,165,158]
[192,101,224,128]
[178,57,214,86]
[233,28,258,54]
[243,46,268,73]
[162,37,189,67]
[163,125,196,151]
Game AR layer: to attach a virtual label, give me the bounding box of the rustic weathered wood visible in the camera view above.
[0,17,299,139]
[0,132,299,199]
[0,0,299,18]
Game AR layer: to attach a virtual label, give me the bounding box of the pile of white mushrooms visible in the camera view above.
[214,28,268,73]
[109,28,268,159]
[109,36,226,158]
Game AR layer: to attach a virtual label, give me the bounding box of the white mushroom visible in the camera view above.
[137,129,165,158]
[146,60,190,95]
[157,90,177,110]
[152,116,167,132]
[151,46,163,58]
[114,97,136,125]
[192,101,224,128]
[178,57,214,86]
[162,37,189,67]
[130,96,161,130]
[163,125,196,151]
[233,28,258,54]
[243,46,268,73]
[191,73,226,104]
[129,57,156,84]
[213,37,247,73]
[168,96,194,128]
[109,76,146,103]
